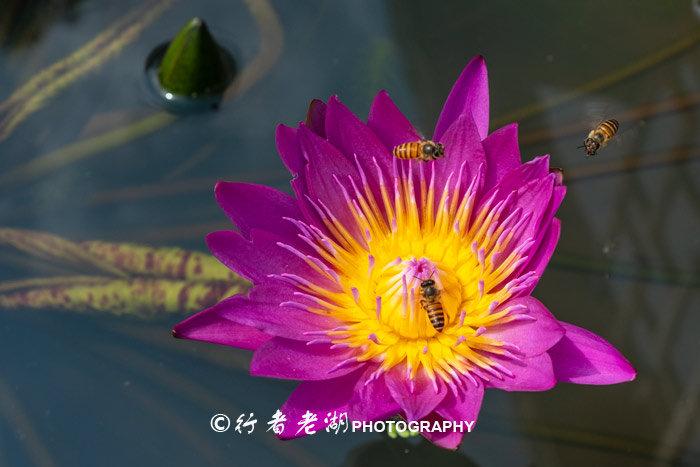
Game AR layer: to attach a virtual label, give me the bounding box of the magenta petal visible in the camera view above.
[482,123,521,190]
[206,229,336,290]
[544,185,566,223]
[206,230,264,283]
[420,383,483,449]
[486,352,556,392]
[521,218,561,295]
[367,90,422,150]
[305,99,327,137]
[483,297,565,356]
[325,95,392,166]
[275,124,305,176]
[277,370,362,439]
[434,55,489,140]
[347,366,401,421]
[385,368,448,421]
[214,182,300,239]
[498,175,554,261]
[215,294,340,341]
[419,412,465,450]
[549,322,636,385]
[492,155,550,197]
[172,298,271,350]
[435,382,484,422]
[298,126,364,241]
[250,337,362,381]
[435,112,486,188]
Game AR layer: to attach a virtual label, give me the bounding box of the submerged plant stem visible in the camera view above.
[0,379,56,467]
[0,278,244,315]
[0,0,174,141]
[493,30,700,126]
[551,253,700,288]
[0,0,157,113]
[0,113,175,186]
[560,145,700,185]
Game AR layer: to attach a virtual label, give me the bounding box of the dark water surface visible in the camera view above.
[1,1,699,466]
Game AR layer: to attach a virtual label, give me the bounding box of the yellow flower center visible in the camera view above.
[283,161,535,385]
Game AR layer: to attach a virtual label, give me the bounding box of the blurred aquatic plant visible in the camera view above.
[0,228,247,316]
[0,0,82,49]
[0,0,174,141]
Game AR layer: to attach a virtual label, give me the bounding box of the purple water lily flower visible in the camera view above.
[173,56,636,449]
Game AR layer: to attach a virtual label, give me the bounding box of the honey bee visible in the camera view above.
[393,140,445,162]
[580,119,619,156]
[419,278,445,332]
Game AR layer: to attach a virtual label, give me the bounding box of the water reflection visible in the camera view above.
[342,438,479,467]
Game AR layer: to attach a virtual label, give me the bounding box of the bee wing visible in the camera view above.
[612,119,645,146]
[583,100,611,128]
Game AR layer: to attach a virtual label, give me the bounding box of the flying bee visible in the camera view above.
[419,278,445,332]
[580,119,619,156]
[393,140,445,162]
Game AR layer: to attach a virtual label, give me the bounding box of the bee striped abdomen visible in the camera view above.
[421,299,445,332]
[392,142,421,160]
[598,119,619,140]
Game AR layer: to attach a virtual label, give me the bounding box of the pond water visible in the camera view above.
[1,1,699,466]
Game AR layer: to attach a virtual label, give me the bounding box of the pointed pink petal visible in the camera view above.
[277,370,362,439]
[214,182,301,239]
[250,336,362,381]
[385,368,448,421]
[482,123,521,190]
[205,229,336,290]
[434,55,489,140]
[512,175,555,242]
[212,293,340,341]
[493,175,555,271]
[298,126,364,241]
[419,381,483,449]
[325,95,392,164]
[173,297,271,350]
[206,230,265,283]
[549,322,636,385]
[483,297,564,356]
[419,412,466,450]
[305,99,327,137]
[367,90,422,149]
[324,95,392,198]
[275,124,305,175]
[489,154,550,198]
[521,218,561,295]
[347,366,401,421]
[486,352,556,391]
[435,381,484,422]
[434,112,486,190]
